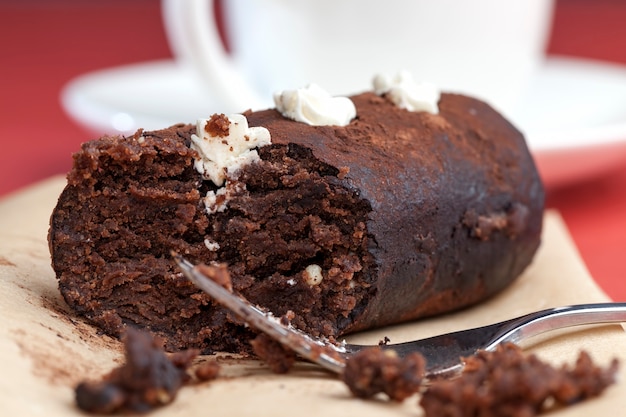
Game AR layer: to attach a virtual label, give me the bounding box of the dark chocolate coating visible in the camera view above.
[49,92,544,352]
[246,92,544,331]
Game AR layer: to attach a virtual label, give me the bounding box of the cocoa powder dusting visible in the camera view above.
[0,255,16,266]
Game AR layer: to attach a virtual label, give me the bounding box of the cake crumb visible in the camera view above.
[194,361,221,382]
[205,114,230,137]
[341,347,425,401]
[280,310,296,326]
[420,343,619,417]
[250,333,296,374]
[337,166,350,179]
[74,328,200,414]
[196,262,232,292]
[378,336,391,346]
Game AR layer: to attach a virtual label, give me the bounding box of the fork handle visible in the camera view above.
[487,302,626,349]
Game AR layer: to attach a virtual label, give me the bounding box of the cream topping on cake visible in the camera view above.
[373,71,440,114]
[190,113,271,186]
[273,84,356,126]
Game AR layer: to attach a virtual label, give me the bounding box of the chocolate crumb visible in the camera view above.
[378,336,391,346]
[250,333,297,374]
[75,382,125,414]
[420,343,619,417]
[341,347,425,401]
[280,310,296,326]
[130,128,144,141]
[194,361,221,382]
[74,328,198,414]
[196,263,232,292]
[205,113,230,137]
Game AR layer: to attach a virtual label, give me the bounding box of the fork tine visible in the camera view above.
[172,253,347,374]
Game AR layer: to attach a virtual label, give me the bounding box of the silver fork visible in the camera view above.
[173,254,626,380]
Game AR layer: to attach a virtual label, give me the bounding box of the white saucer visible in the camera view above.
[61,57,626,188]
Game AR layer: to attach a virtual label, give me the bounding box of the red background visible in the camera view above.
[1,0,625,299]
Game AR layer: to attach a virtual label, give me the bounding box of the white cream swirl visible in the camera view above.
[373,71,440,114]
[273,84,356,126]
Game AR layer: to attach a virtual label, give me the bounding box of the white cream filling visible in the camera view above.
[190,114,271,187]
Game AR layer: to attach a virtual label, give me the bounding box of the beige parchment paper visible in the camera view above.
[1,176,624,416]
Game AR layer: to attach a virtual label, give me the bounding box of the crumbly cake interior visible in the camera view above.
[50,126,375,353]
[218,143,375,335]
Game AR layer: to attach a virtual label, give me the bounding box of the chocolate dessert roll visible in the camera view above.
[49,91,544,354]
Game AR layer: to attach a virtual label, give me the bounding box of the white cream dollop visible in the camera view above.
[190,114,271,186]
[273,83,356,126]
[373,71,440,114]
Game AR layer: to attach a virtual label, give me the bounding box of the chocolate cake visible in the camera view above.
[49,90,544,354]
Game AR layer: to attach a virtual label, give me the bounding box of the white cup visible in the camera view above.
[162,0,554,116]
